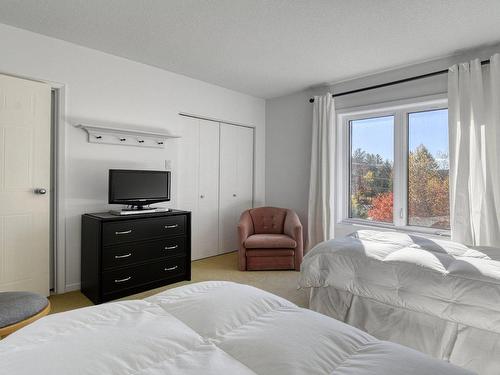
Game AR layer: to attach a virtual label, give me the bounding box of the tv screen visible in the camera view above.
[109,169,170,207]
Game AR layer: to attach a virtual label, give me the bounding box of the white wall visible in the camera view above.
[265,90,312,236]
[0,23,266,292]
[266,44,500,243]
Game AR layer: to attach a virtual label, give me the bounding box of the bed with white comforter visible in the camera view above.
[0,281,469,374]
[299,230,500,375]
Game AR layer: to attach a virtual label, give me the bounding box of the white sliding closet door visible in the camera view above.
[0,74,51,296]
[177,117,219,260]
[197,120,220,258]
[219,123,254,253]
[178,118,254,259]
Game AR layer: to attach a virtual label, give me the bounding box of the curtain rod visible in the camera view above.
[309,59,491,103]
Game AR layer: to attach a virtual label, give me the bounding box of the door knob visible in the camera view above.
[35,188,47,195]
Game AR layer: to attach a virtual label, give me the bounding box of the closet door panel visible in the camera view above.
[196,120,220,259]
[176,117,200,259]
[236,126,254,211]
[219,124,254,253]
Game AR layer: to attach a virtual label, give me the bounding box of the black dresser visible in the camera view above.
[81,210,191,304]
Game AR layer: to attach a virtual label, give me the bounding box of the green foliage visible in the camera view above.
[350,148,392,221]
[408,145,449,229]
[350,144,449,229]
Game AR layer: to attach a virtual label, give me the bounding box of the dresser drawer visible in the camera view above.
[102,215,186,245]
[102,237,186,270]
[102,257,186,294]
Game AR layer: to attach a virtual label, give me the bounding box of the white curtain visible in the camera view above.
[448,54,500,246]
[307,94,335,250]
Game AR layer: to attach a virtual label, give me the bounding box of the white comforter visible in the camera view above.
[0,281,469,375]
[299,230,500,335]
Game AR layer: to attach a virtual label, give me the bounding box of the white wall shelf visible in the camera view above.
[76,123,180,148]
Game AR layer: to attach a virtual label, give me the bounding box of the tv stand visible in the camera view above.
[110,206,170,216]
[81,209,191,304]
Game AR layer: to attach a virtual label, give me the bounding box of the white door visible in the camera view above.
[196,120,220,258]
[0,74,51,296]
[219,123,254,253]
[177,117,220,260]
[176,116,200,257]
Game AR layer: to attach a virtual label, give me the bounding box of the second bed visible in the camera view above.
[299,230,500,375]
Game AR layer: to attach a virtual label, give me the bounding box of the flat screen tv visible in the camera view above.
[109,169,171,209]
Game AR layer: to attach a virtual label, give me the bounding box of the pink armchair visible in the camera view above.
[238,207,303,271]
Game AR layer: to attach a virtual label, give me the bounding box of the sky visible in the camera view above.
[351,109,448,164]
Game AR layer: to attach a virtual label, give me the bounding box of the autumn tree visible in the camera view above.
[350,148,392,220]
[408,145,449,228]
[351,144,449,228]
[367,192,393,222]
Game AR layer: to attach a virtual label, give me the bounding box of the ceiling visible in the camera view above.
[0,0,500,99]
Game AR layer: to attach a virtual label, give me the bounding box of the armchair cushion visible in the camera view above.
[249,207,287,234]
[244,234,297,249]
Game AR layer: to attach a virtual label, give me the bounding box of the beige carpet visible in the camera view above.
[48,252,309,314]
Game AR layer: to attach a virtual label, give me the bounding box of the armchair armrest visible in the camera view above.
[238,210,254,271]
[284,209,304,270]
[284,210,302,241]
[238,210,255,244]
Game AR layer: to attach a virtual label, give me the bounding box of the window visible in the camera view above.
[408,109,449,229]
[342,99,450,232]
[350,116,394,223]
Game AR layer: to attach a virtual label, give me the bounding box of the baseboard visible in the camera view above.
[191,249,237,261]
[64,282,81,293]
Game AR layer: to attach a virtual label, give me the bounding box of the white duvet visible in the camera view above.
[299,230,500,334]
[0,281,470,375]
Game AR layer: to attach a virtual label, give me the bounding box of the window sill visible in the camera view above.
[339,219,451,238]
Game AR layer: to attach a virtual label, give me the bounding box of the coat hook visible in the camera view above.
[157,141,164,145]
[95,135,102,139]
[120,138,126,142]
[138,139,145,143]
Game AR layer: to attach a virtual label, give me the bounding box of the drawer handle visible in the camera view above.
[164,245,178,250]
[164,224,179,229]
[114,276,132,283]
[164,266,178,271]
[115,230,132,235]
[114,253,132,259]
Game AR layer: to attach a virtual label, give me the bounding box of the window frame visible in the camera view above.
[347,112,397,223]
[336,94,450,236]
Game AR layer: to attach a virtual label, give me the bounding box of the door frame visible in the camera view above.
[50,83,67,294]
[0,71,67,294]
